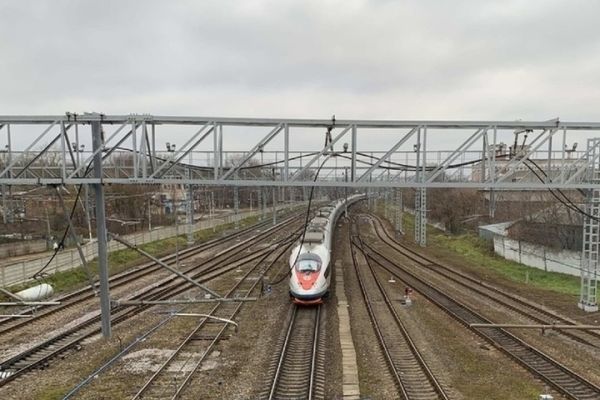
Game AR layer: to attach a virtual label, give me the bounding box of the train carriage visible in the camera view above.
[289,194,364,305]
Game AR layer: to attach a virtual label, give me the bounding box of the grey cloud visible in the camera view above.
[1,0,599,126]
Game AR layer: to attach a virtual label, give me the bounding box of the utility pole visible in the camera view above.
[210,191,215,232]
[2,124,13,224]
[147,197,152,231]
[91,117,111,339]
[395,189,403,236]
[260,148,266,221]
[187,151,194,245]
[272,187,277,225]
[175,190,181,269]
[234,171,239,230]
[344,167,348,217]
[45,208,51,242]
[84,184,92,241]
[187,184,194,245]
[257,187,262,220]
[1,184,7,224]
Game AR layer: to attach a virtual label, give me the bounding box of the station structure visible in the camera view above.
[0,113,599,337]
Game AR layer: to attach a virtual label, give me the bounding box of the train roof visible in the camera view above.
[311,216,329,226]
[304,230,325,243]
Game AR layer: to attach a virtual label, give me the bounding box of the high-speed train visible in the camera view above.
[289,194,364,305]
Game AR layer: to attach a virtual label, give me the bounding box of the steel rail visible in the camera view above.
[0,242,277,386]
[0,213,304,386]
[307,306,321,400]
[367,214,600,348]
[266,305,322,400]
[131,233,298,399]
[356,235,600,399]
[349,220,449,400]
[0,216,279,335]
[268,305,298,400]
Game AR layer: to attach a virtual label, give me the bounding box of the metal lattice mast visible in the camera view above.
[413,126,427,247]
[91,117,111,338]
[414,189,421,243]
[579,138,600,312]
[1,124,12,224]
[394,188,403,236]
[234,170,239,230]
[1,185,7,224]
[418,187,427,246]
[384,187,389,220]
[186,146,195,245]
[272,187,277,225]
[257,187,263,221]
[186,184,194,245]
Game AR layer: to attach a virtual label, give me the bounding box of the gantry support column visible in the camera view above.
[257,187,263,221]
[272,187,277,226]
[489,190,497,219]
[262,187,267,220]
[579,138,600,312]
[394,188,403,236]
[384,187,390,220]
[233,173,239,230]
[91,118,111,338]
[1,124,12,224]
[414,188,427,246]
[414,126,427,247]
[1,185,7,224]
[186,184,194,245]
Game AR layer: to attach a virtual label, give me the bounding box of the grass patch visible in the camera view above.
[376,203,580,296]
[429,230,580,296]
[5,213,264,297]
[35,387,72,400]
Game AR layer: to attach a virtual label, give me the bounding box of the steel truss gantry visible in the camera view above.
[3,113,600,338]
[0,114,599,189]
[579,138,600,312]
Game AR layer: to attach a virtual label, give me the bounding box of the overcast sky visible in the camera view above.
[1,0,599,153]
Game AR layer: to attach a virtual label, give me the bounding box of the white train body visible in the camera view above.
[289,194,364,305]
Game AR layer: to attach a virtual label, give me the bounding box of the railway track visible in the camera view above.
[353,216,600,399]
[349,220,450,400]
[367,213,600,349]
[262,304,325,400]
[0,214,302,386]
[129,231,298,400]
[0,215,285,335]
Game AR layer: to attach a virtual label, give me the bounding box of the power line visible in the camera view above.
[522,159,598,222]
[270,156,332,286]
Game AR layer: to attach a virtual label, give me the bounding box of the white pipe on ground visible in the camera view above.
[14,283,54,301]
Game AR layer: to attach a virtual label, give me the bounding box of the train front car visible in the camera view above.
[289,197,356,305]
[289,240,331,305]
[289,195,364,305]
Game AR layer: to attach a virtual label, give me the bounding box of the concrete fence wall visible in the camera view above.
[0,204,298,287]
[493,235,581,276]
[0,240,47,258]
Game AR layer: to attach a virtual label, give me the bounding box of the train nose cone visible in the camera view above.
[297,271,318,290]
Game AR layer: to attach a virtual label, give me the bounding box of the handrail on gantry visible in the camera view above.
[1,114,600,129]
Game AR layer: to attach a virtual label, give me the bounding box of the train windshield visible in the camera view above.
[295,254,322,272]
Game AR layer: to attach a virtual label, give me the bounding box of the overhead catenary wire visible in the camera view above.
[28,137,594,282]
[270,156,333,286]
[522,159,598,222]
[31,162,93,280]
[113,144,507,175]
